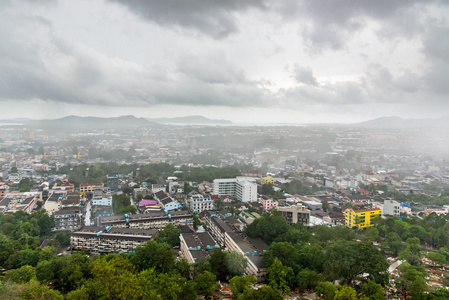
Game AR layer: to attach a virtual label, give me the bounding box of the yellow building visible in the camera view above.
[261,176,274,185]
[345,208,381,229]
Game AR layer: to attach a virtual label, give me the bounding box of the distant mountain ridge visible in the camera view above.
[148,115,232,124]
[27,115,156,129]
[352,115,449,129]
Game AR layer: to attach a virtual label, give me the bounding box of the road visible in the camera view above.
[130,194,140,214]
[84,199,92,226]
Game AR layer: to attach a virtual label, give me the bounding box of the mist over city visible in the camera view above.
[1,1,449,299]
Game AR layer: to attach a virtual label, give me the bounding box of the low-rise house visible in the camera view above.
[154,190,181,211]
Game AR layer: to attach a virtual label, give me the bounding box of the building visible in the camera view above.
[260,198,278,213]
[261,176,274,185]
[106,175,119,192]
[61,192,81,208]
[92,188,113,206]
[53,207,83,231]
[186,194,215,213]
[201,210,269,280]
[276,205,310,225]
[345,208,382,230]
[383,200,400,217]
[213,177,257,203]
[0,182,9,198]
[80,183,104,194]
[71,226,158,254]
[0,192,41,214]
[44,192,64,213]
[180,231,217,264]
[97,210,193,229]
[154,190,181,211]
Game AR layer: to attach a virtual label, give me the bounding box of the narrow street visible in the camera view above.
[84,199,92,226]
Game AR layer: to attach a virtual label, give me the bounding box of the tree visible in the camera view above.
[363,227,379,242]
[315,282,338,300]
[112,194,131,213]
[229,275,257,299]
[154,224,182,247]
[137,193,143,201]
[334,286,358,300]
[244,214,289,244]
[55,232,71,247]
[265,258,293,294]
[131,240,177,273]
[82,256,142,299]
[20,280,63,300]
[119,204,137,214]
[193,214,202,230]
[194,271,219,298]
[426,252,447,266]
[209,248,230,281]
[296,269,319,293]
[409,276,427,300]
[5,265,36,284]
[0,234,15,267]
[36,260,55,283]
[362,280,385,300]
[18,178,33,192]
[227,251,248,277]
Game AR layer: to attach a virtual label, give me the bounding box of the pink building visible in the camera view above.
[260,198,278,213]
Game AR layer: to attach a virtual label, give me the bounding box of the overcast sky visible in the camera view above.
[1,0,449,124]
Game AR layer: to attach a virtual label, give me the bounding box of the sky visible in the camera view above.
[1,0,449,124]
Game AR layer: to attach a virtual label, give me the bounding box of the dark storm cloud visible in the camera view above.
[108,0,267,39]
[274,0,446,51]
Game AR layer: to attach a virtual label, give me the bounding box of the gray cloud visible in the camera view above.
[274,0,446,52]
[108,0,267,39]
[290,64,318,86]
[0,9,267,108]
[421,25,449,93]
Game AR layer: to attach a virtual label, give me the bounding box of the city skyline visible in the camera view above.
[1,1,449,123]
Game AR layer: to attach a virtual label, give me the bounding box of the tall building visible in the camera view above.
[345,208,382,229]
[213,177,257,202]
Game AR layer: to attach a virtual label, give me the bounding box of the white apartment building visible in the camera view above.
[213,177,257,203]
[187,194,215,213]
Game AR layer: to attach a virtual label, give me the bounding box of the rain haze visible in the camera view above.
[1,0,449,124]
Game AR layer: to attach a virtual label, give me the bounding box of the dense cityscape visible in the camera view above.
[1,118,449,299]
